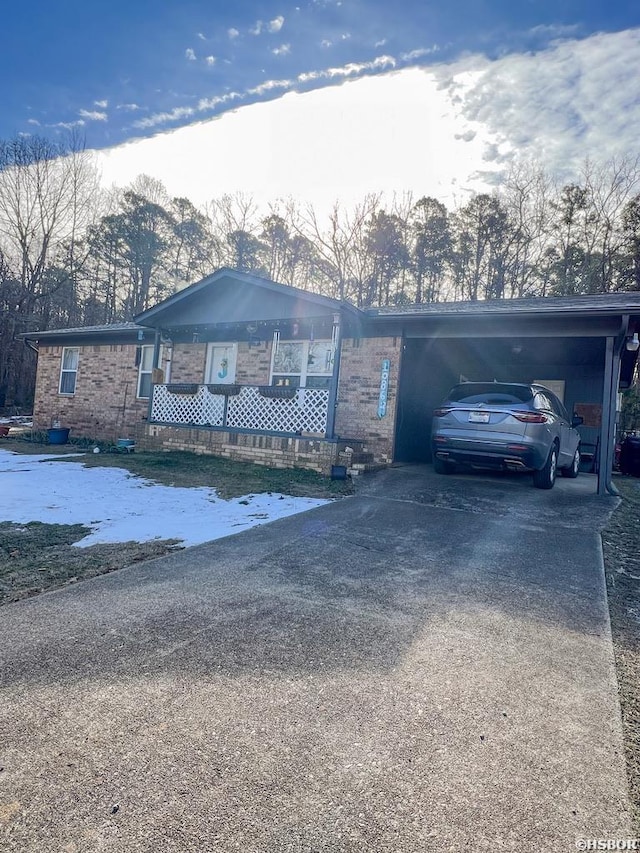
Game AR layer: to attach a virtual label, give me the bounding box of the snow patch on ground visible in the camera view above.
[0,450,328,547]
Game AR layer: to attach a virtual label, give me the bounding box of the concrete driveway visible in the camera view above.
[0,465,631,851]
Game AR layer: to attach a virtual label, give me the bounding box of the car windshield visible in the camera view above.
[446,383,534,405]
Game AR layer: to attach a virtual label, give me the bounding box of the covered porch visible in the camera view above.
[133,268,366,473]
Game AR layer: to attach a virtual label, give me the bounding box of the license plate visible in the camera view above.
[469,411,490,423]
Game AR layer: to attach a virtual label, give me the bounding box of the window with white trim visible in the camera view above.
[59,347,79,395]
[270,339,334,388]
[137,345,156,399]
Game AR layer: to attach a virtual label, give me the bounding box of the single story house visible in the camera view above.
[22,267,640,495]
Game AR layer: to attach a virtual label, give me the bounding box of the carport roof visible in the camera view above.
[368,292,640,318]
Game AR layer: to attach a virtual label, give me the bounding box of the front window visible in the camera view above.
[137,345,155,399]
[59,347,79,395]
[271,339,334,389]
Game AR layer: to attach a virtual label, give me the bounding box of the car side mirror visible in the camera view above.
[572,414,584,427]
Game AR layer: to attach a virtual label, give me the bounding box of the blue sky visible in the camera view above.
[3,0,639,148]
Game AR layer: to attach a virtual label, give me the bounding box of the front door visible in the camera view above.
[205,343,237,384]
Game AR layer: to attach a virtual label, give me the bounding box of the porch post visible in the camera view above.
[146,329,163,424]
[152,329,162,370]
[325,313,343,439]
[598,335,621,496]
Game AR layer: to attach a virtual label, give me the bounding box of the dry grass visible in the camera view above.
[0,521,182,605]
[603,476,640,833]
[0,437,352,604]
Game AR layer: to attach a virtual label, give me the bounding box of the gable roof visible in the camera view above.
[134,267,358,329]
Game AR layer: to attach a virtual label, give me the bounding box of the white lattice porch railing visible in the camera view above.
[150,384,330,435]
[151,384,225,426]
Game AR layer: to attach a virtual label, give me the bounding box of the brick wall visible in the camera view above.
[33,344,151,441]
[141,425,348,475]
[235,341,271,385]
[169,341,271,385]
[335,336,400,464]
[168,343,206,383]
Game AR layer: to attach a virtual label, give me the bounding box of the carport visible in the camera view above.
[369,294,640,496]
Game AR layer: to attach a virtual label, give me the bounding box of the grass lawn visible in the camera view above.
[0,436,353,605]
[2,436,354,499]
[0,521,182,606]
[602,476,640,833]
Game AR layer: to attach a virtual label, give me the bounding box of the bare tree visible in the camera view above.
[289,194,382,304]
[0,133,100,405]
[581,156,640,293]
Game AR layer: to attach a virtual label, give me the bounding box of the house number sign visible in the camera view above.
[377,359,390,418]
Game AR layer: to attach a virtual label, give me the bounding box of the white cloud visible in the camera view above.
[78,109,107,121]
[97,67,492,217]
[527,23,581,39]
[27,118,40,126]
[94,99,109,108]
[117,103,141,111]
[250,20,263,35]
[197,32,206,40]
[269,16,285,33]
[400,46,439,61]
[247,78,292,96]
[96,29,640,221]
[205,55,216,66]
[433,28,640,182]
[297,54,396,83]
[185,47,196,60]
[341,32,351,40]
[196,92,242,111]
[134,105,198,129]
[375,39,387,48]
[53,119,86,129]
[273,43,291,56]
[321,39,332,48]
[228,27,240,39]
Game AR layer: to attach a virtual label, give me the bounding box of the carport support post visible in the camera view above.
[325,313,343,439]
[598,335,620,496]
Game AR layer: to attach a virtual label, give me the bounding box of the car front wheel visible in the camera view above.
[533,445,558,489]
[561,447,580,479]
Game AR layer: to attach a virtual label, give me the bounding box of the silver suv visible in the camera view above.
[431,382,583,489]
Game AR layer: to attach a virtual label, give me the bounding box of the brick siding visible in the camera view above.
[167,343,206,383]
[168,341,271,386]
[235,341,271,385]
[33,344,151,441]
[141,425,350,475]
[335,336,400,464]
[33,335,401,469]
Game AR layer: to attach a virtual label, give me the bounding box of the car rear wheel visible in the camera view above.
[533,445,557,489]
[433,457,455,475]
[561,447,580,479]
